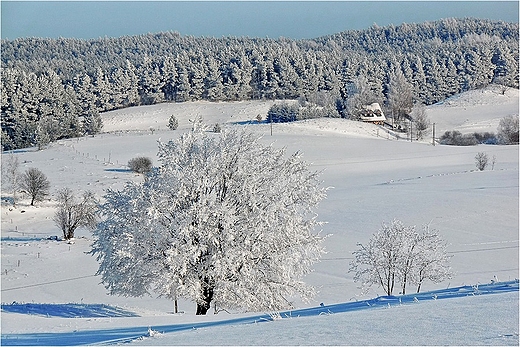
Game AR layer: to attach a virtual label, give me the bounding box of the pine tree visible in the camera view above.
[203,57,224,101]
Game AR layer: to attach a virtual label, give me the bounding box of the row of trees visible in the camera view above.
[2,18,518,150]
[440,115,519,146]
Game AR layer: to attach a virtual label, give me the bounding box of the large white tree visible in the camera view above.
[91,121,326,315]
[350,219,452,296]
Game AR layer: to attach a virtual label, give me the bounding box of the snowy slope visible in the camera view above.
[1,85,518,345]
[2,282,518,345]
[427,84,519,134]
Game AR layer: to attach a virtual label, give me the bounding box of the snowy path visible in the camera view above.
[1,280,517,346]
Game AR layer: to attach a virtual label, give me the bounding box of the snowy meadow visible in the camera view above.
[1,85,519,345]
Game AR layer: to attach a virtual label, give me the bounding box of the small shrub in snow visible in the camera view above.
[475,152,488,171]
[128,156,152,174]
[146,327,162,337]
[213,123,222,133]
[168,115,179,130]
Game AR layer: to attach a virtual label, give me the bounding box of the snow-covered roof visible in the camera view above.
[360,103,386,122]
[364,103,383,112]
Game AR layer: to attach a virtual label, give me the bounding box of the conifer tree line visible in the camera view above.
[1,18,518,150]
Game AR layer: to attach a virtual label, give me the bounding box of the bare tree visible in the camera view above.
[54,188,98,240]
[475,152,489,171]
[19,168,50,206]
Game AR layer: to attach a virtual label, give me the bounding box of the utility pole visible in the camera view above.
[432,123,436,146]
[410,119,413,142]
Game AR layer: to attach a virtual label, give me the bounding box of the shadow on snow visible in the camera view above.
[1,280,518,346]
[1,303,139,318]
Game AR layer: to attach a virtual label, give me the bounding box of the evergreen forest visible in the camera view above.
[1,18,518,150]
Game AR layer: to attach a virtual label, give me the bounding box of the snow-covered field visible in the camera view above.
[1,85,518,345]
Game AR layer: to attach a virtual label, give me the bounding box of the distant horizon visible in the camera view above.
[1,1,519,41]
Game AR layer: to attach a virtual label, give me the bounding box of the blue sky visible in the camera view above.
[1,1,518,40]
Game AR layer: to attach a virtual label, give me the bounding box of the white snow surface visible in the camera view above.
[1,85,519,345]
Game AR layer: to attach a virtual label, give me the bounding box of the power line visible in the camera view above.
[448,245,518,254]
[321,244,518,261]
[1,274,97,292]
[321,257,354,261]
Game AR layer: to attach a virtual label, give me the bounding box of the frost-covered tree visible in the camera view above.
[413,226,452,293]
[387,70,414,123]
[497,115,519,145]
[350,219,451,295]
[82,109,103,135]
[346,75,382,120]
[91,120,326,315]
[1,154,21,206]
[54,188,98,240]
[411,104,430,140]
[350,219,413,296]
[267,102,299,123]
[475,152,489,171]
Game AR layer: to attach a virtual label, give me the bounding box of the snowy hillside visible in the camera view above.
[428,84,519,134]
[1,85,518,345]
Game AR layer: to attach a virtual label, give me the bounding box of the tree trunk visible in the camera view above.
[64,226,74,240]
[195,280,214,315]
